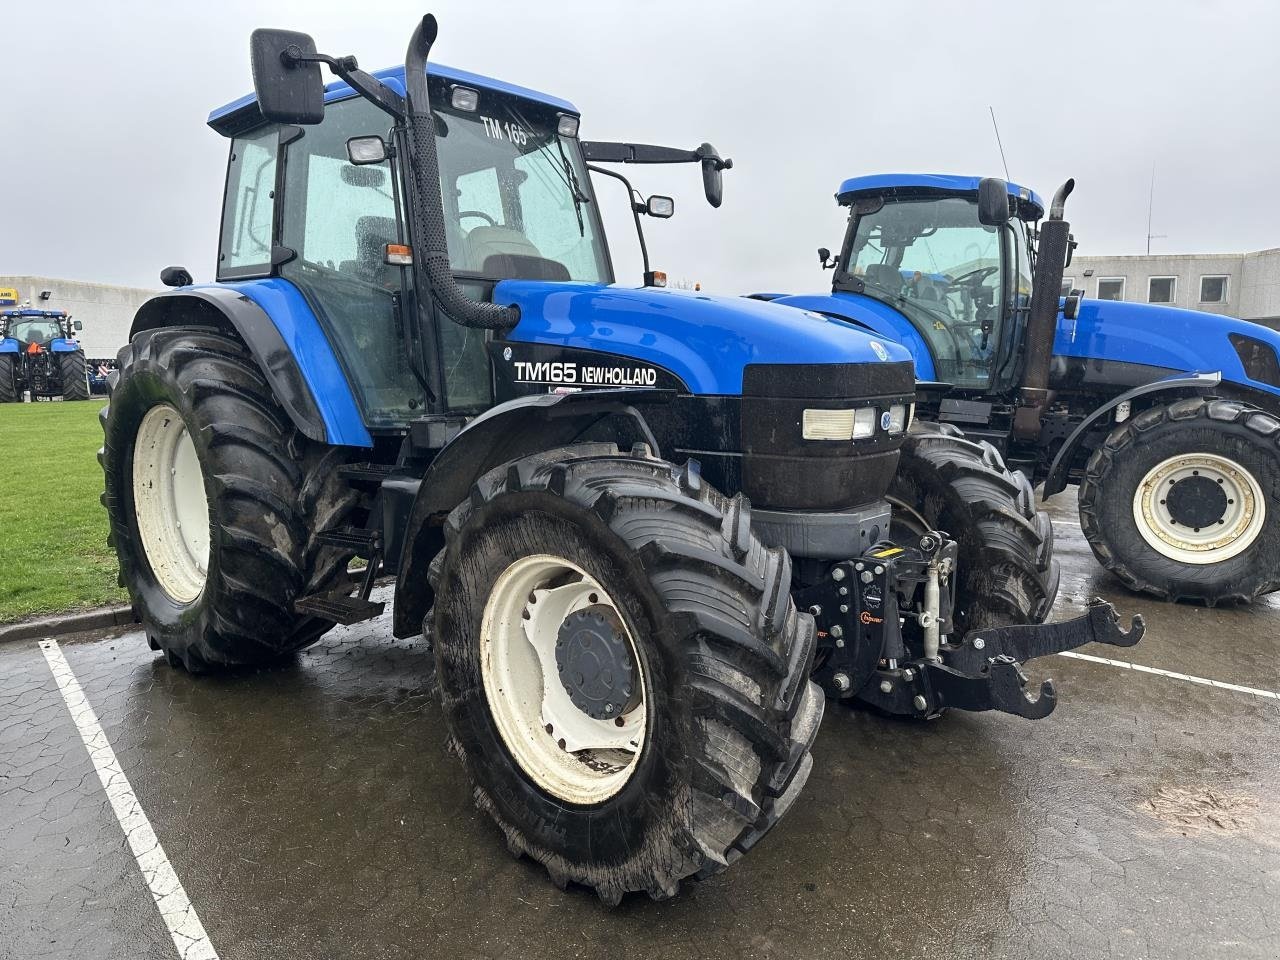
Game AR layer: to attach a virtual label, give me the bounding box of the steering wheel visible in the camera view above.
[946,264,999,290]
[458,210,498,226]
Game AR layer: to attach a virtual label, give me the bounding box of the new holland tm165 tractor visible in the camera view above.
[0,309,89,401]
[100,16,1143,903]
[761,174,1280,605]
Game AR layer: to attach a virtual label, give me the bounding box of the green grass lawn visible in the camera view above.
[0,400,128,622]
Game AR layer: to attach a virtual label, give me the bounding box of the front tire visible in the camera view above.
[0,355,17,402]
[59,350,89,400]
[100,326,360,670]
[1079,397,1280,604]
[430,445,821,904]
[889,421,1059,635]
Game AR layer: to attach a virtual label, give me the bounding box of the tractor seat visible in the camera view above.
[338,216,399,286]
[863,263,903,292]
[464,226,544,273]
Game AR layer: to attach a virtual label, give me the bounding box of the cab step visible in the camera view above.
[337,462,395,485]
[316,527,380,556]
[295,591,386,625]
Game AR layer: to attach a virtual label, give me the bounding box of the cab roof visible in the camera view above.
[837,173,1045,220]
[209,63,579,138]
[1,309,69,318]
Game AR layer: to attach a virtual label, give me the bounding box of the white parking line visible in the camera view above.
[39,639,220,960]
[1057,650,1280,701]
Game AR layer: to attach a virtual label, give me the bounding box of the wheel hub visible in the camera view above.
[555,607,636,720]
[1164,474,1228,529]
[1132,453,1265,564]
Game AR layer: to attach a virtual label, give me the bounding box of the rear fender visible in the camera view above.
[49,339,80,353]
[130,285,369,447]
[390,389,669,638]
[1042,371,1224,498]
[0,338,17,354]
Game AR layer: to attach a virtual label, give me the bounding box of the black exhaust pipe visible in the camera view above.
[1015,178,1074,438]
[402,15,519,330]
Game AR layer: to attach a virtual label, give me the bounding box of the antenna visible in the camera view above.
[1145,162,1166,254]
[989,106,1011,181]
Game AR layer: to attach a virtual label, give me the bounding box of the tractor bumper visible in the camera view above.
[851,599,1144,720]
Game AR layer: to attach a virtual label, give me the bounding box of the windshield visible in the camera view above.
[9,319,62,344]
[436,94,610,283]
[844,196,1003,388]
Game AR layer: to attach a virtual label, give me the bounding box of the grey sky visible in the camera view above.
[4,0,1278,297]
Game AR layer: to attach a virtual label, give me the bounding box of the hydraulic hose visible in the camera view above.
[403,15,519,330]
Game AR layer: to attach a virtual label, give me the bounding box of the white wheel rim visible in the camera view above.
[480,554,647,805]
[1132,453,1265,565]
[132,404,210,603]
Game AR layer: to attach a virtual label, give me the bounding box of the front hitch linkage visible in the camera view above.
[854,598,1145,720]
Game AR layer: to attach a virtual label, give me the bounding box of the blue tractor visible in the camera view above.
[762,174,1280,605]
[100,17,1142,902]
[0,308,89,401]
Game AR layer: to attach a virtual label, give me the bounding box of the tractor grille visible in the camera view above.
[738,361,916,511]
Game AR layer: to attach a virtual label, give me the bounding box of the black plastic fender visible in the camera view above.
[1042,371,1222,499]
[391,388,671,638]
[130,288,328,443]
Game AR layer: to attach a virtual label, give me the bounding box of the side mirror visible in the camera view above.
[646,195,674,219]
[977,177,1011,226]
[347,135,388,165]
[160,265,194,288]
[818,247,838,269]
[698,143,732,209]
[73,320,83,331]
[250,28,325,124]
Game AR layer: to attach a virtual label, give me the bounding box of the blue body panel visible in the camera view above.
[208,63,579,131]
[764,292,938,381]
[0,338,18,354]
[496,282,914,394]
[1059,299,1280,399]
[186,280,373,448]
[49,338,79,353]
[837,173,1044,218]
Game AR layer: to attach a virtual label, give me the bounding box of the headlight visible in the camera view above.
[802,407,877,440]
[885,404,908,434]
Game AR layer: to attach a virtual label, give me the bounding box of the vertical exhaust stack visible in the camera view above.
[1015,178,1074,438]
[402,15,519,330]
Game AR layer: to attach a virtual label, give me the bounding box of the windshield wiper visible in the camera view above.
[502,101,588,237]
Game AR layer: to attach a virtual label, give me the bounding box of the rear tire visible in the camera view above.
[100,326,360,670]
[59,350,89,400]
[430,444,821,904]
[889,421,1059,636]
[1079,397,1280,604]
[0,355,16,402]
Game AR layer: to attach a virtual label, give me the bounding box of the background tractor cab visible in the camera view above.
[762,172,1280,605]
[0,308,89,401]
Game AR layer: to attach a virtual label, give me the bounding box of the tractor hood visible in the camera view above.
[496,281,914,395]
[1056,299,1280,397]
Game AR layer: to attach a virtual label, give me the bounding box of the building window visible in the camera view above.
[1060,277,1075,297]
[1148,276,1177,304]
[1096,277,1125,301]
[1200,275,1228,304]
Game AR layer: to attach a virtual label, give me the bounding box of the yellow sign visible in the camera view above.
[0,288,18,306]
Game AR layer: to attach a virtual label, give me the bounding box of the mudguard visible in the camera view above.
[0,338,17,354]
[391,388,669,638]
[1042,371,1222,498]
[130,283,370,447]
[49,339,80,353]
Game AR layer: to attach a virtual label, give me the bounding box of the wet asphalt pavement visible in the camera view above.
[2,499,1278,960]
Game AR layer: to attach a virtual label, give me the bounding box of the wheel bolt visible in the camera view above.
[879,680,893,694]
[913,695,928,710]
[833,672,852,692]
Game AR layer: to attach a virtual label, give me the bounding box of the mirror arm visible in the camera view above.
[587,163,650,278]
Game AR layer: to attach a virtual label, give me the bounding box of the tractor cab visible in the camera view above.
[825,175,1044,393]
[2,309,80,351]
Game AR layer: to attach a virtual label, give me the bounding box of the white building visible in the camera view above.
[1062,248,1280,326]
[0,276,156,359]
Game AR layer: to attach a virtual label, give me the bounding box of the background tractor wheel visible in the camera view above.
[59,350,89,400]
[430,444,822,904]
[889,421,1059,636]
[0,355,17,402]
[1079,397,1280,604]
[100,326,361,671]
